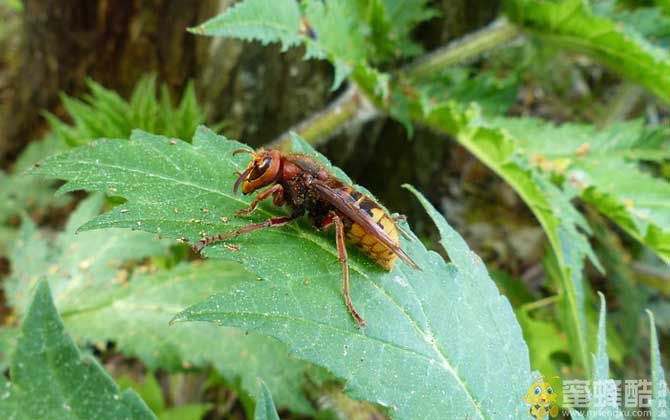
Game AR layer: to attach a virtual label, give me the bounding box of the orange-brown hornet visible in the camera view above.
[195,148,419,327]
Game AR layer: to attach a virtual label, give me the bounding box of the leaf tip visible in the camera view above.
[168,313,186,326]
[645,308,655,325]
[187,25,206,35]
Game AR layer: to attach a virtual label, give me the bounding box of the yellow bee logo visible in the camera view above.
[523,376,560,419]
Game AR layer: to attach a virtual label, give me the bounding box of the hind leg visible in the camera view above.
[332,213,366,328]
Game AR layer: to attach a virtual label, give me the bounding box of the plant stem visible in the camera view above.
[521,295,560,312]
[599,82,643,127]
[400,18,519,80]
[268,18,520,148]
[268,85,378,149]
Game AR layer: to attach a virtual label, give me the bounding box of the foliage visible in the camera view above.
[4,194,317,414]
[116,374,212,420]
[191,0,431,91]
[0,135,68,226]
[569,294,624,419]
[3,0,670,418]
[594,1,670,48]
[254,381,280,420]
[494,117,670,264]
[504,0,670,104]
[45,76,207,148]
[32,128,533,419]
[0,75,212,247]
[417,100,600,376]
[648,310,670,419]
[0,281,155,420]
[189,0,669,372]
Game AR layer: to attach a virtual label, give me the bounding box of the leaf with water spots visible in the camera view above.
[33,127,532,418]
[5,195,319,414]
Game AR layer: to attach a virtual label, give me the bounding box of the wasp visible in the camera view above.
[194,148,419,327]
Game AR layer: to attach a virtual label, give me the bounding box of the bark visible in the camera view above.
[199,39,335,147]
[0,0,218,165]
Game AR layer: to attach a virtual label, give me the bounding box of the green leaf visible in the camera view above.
[6,194,169,315]
[255,381,280,420]
[1,75,210,228]
[34,128,532,418]
[117,374,212,420]
[189,0,302,50]
[516,307,568,384]
[592,219,644,352]
[594,3,670,48]
[45,76,208,148]
[192,0,383,90]
[589,293,624,419]
[373,0,437,58]
[569,293,624,419]
[66,261,317,414]
[504,0,670,103]
[647,310,670,419]
[6,196,316,414]
[494,117,670,265]
[354,0,437,61]
[116,374,165,415]
[160,404,212,420]
[410,67,520,117]
[420,101,596,377]
[0,281,155,420]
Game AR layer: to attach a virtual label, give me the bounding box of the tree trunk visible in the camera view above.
[0,0,218,166]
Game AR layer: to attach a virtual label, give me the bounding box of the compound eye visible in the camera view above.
[534,387,541,395]
[547,387,553,394]
[249,157,271,180]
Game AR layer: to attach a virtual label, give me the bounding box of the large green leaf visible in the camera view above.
[5,196,316,414]
[0,281,155,420]
[494,117,670,265]
[65,261,317,414]
[33,127,532,419]
[504,0,670,103]
[417,100,597,377]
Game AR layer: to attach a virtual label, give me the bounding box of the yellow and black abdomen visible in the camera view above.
[342,187,399,271]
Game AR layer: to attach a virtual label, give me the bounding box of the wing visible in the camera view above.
[312,180,420,270]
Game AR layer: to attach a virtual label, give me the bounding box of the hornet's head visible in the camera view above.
[233,148,282,195]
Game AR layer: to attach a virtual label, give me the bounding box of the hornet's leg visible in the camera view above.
[194,210,300,253]
[236,184,284,215]
[333,213,367,328]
